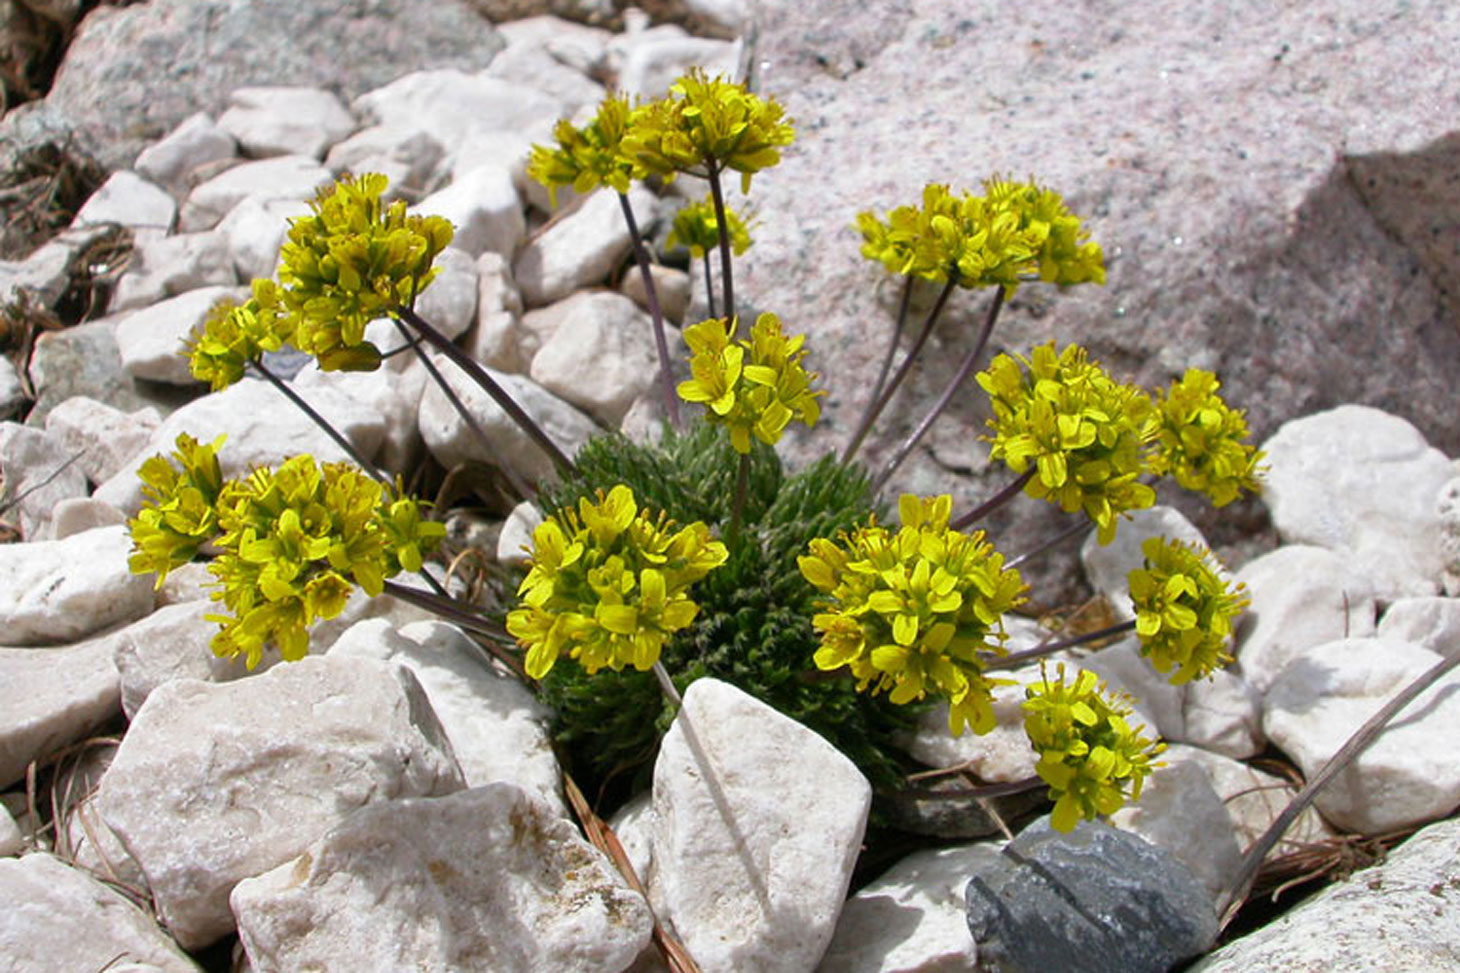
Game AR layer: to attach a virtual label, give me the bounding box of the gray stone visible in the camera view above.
[115,284,243,385]
[217,85,357,160]
[50,497,127,538]
[26,315,198,427]
[0,421,87,539]
[0,525,154,647]
[70,170,177,234]
[416,162,526,260]
[215,195,312,281]
[178,155,332,232]
[323,126,445,202]
[1108,758,1245,900]
[43,395,161,486]
[0,634,120,789]
[109,229,237,313]
[965,819,1218,973]
[133,112,238,195]
[529,291,663,424]
[514,186,660,306]
[352,70,564,160]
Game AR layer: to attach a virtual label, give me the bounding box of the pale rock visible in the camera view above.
[360,315,419,373]
[681,0,748,37]
[417,163,526,260]
[109,229,237,312]
[418,362,597,483]
[819,844,998,973]
[55,497,128,540]
[0,525,153,646]
[620,262,692,324]
[1080,505,1210,622]
[1233,545,1377,694]
[134,112,238,194]
[498,500,543,567]
[0,806,21,856]
[466,250,525,370]
[65,792,147,891]
[115,284,245,385]
[1261,405,1454,600]
[607,791,655,883]
[1263,636,1460,834]
[97,656,464,949]
[601,22,687,84]
[179,155,333,232]
[233,784,651,973]
[216,195,312,280]
[329,619,563,812]
[0,232,74,308]
[94,378,386,514]
[1192,817,1460,972]
[413,245,479,339]
[112,601,223,719]
[155,560,215,608]
[324,126,444,201]
[649,678,870,972]
[0,357,24,418]
[1108,758,1244,900]
[1441,476,1460,596]
[44,396,161,485]
[619,393,669,447]
[450,125,562,213]
[0,635,119,788]
[292,354,429,473]
[485,42,607,115]
[1377,596,1460,658]
[0,853,199,972]
[530,291,662,424]
[617,35,742,99]
[0,421,87,539]
[71,170,177,234]
[494,14,613,65]
[352,70,564,158]
[218,85,356,160]
[515,186,660,306]
[1081,636,1186,741]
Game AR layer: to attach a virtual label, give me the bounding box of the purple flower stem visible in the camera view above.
[618,191,682,430]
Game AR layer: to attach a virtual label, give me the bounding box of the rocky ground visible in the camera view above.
[1,1,1460,971]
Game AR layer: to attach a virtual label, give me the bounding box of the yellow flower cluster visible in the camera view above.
[505,485,728,680]
[1148,368,1265,507]
[667,195,752,259]
[186,279,294,391]
[1127,537,1249,685]
[799,494,1027,735]
[977,343,1157,543]
[857,177,1105,292]
[1021,663,1164,832]
[127,433,227,585]
[527,93,640,205]
[277,173,454,371]
[677,312,823,453]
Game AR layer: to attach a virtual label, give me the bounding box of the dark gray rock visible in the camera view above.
[965,818,1218,973]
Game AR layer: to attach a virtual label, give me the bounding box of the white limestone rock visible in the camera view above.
[232,784,652,973]
[418,361,597,484]
[617,35,741,99]
[329,619,564,812]
[0,853,199,972]
[1080,505,1210,622]
[413,245,479,340]
[179,155,333,232]
[94,377,386,514]
[0,421,88,539]
[1440,476,1460,596]
[351,70,564,158]
[96,655,464,949]
[494,14,613,68]
[218,85,356,160]
[44,396,161,486]
[529,291,662,425]
[0,356,24,419]
[1108,758,1244,900]
[818,843,1000,973]
[0,525,153,646]
[1081,636,1186,741]
[648,678,871,972]
[115,284,244,385]
[484,42,606,116]
[620,262,692,324]
[71,170,177,234]
[1263,636,1460,834]
[0,635,120,788]
[1179,667,1264,758]
[324,126,445,201]
[1377,596,1460,658]
[112,600,223,719]
[134,112,238,195]
[216,195,312,281]
[514,186,660,307]
[680,0,748,37]
[1260,405,1455,600]
[416,162,526,260]
[109,229,237,313]
[0,806,21,856]
[466,250,525,370]
[453,124,571,214]
[292,357,429,474]
[607,790,655,883]
[1232,544,1377,694]
[497,500,543,567]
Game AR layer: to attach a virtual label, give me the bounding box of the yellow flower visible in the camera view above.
[1127,536,1249,684]
[528,93,641,206]
[186,279,293,391]
[667,195,752,258]
[1147,368,1264,507]
[127,433,227,585]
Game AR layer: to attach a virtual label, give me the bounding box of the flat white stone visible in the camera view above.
[351,70,564,157]
[497,500,543,567]
[0,635,120,788]
[216,195,312,281]
[179,155,332,232]
[1080,505,1211,623]
[514,186,660,307]
[0,525,153,647]
[1232,545,1377,694]
[328,619,564,812]
[529,291,662,424]
[71,170,177,233]
[0,853,198,972]
[485,43,607,116]
[134,112,238,194]
[324,126,445,201]
[0,421,88,540]
[819,844,1000,972]
[97,656,464,949]
[115,284,243,385]
[1108,758,1244,900]
[218,85,356,160]
[292,353,428,474]
[452,124,570,214]
[109,229,237,313]
[620,262,692,324]
[416,163,526,262]
[1377,596,1460,658]
[648,678,871,972]
[1179,667,1264,758]
[44,396,161,486]
[112,600,223,719]
[413,245,479,340]
[465,250,524,370]
[618,35,741,99]
[233,784,652,973]
[94,377,387,514]
[1261,405,1454,599]
[1263,636,1460,834]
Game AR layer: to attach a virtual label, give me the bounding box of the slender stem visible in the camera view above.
[864,275,913,409]
[1006,520,1091,571]
[706,163,735,327]
[251,360,387,482]
[950,468,1036,532]
[894,774,1044,801]
[1217,650,1460,929]
[841,275,959,465]
[393,320,533,501]
[652,660,684,708]
[872,286,1006,494]
[727,451,751,545]
[619,192,682,430]
[394,306,575,476]
[703,253,716,320]
[983,619,1137,672]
